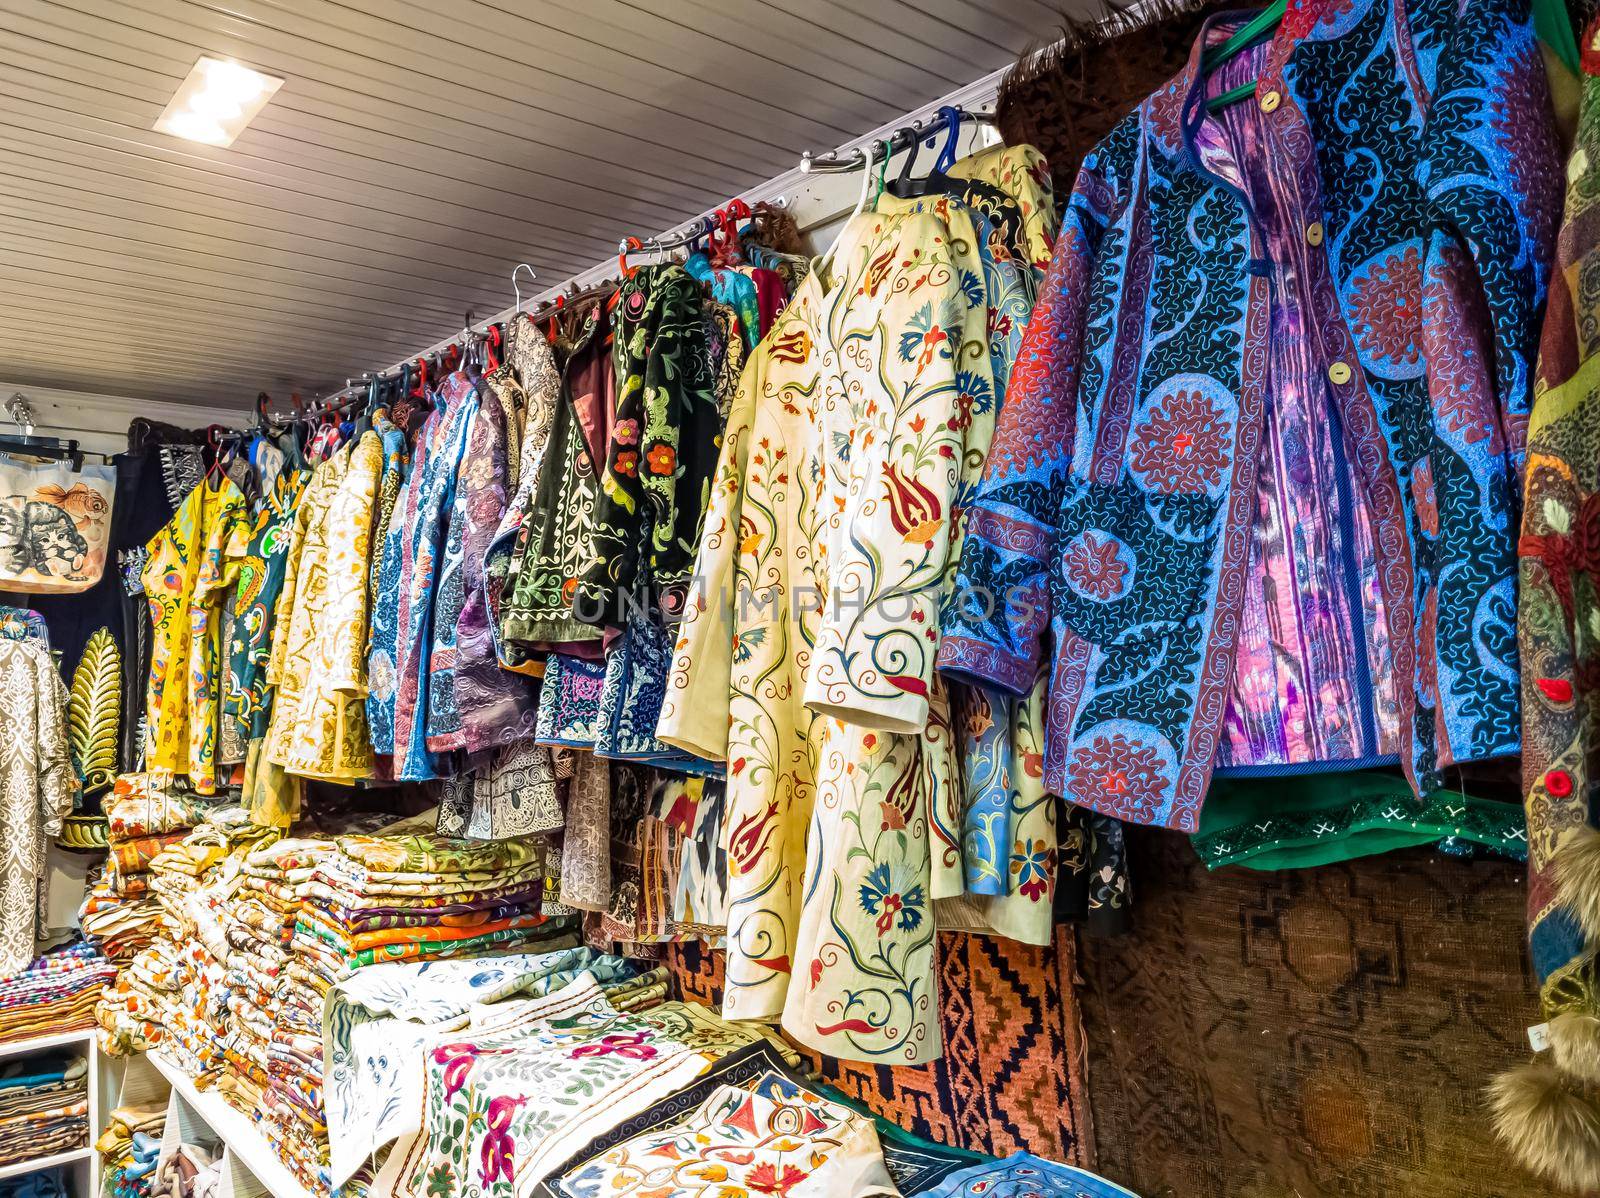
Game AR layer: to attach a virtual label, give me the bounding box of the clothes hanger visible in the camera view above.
[202,425,236,487]
[511,263,541,345]
[351,375,376,438]
[933,105,964,174]
[0,395,85,470]
[887,108,968,200]
[708,204,746,268]
[816,138,885,280]
[0,429,83,471]
[618,236,643,280]
[1204,0,1287,112]
[484,323,505,373]
[512,263,539,316]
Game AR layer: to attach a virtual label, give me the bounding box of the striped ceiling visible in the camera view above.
[0,0,1068,407]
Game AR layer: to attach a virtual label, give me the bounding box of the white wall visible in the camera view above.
[0,381,248,459]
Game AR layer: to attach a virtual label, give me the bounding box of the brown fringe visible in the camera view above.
[994,0,1228,187]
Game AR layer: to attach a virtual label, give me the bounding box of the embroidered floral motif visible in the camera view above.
[1068,732,1168,823]
[858,863,927,937]
[1009,838,1054,902]
[1128,389,1232,495]
[647,444,677,475]
[571,1031,658,1061]
[1063,532,1130,601]
[1348,246,1422,371]
[480,1095,524,1187]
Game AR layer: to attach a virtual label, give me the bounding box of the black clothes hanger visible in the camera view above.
[887,106,968,200]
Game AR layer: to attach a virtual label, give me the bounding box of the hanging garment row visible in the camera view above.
[129,106,1128,1069]
[127,0,1561,1072]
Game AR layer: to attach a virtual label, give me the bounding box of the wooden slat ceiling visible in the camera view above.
[0,0,1065,408]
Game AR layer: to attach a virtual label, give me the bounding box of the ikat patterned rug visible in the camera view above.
[665,928,1094,1170]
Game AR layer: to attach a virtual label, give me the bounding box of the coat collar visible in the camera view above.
[1143,1,1332,171]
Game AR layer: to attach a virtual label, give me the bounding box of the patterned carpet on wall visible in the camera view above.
[1078,828,1548,1198]
[665,928,1094,1169]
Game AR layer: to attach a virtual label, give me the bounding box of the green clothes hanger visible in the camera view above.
[1531,0,1580,76]
[1204,0,1288,112]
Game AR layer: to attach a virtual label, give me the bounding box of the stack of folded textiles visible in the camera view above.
[0,940,117,1043]
[150,1141,221,1198]
[263,831,564,1193]
[0,1167,69,1198]
[79,774,223,965]
[97,1105,165,1198]
[97,804,272,1068]
[216,835,322,1113]
[0,1051,88,1166]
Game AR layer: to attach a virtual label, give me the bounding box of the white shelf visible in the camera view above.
[0,1145,93,1181]
[0,1027,95,1059]
[0,1027,99,1197]
[147,1052,315,1198]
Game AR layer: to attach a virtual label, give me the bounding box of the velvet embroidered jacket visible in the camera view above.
[575,265,721,626]
[939,0,1561,831]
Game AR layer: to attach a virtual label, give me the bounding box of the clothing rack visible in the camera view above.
[305,58,1028,412]
[799,106,997,174]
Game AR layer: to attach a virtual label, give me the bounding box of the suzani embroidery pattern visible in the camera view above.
[940,0,1561,831]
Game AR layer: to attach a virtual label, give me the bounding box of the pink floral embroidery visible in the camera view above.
[479,1094,524,1188]
[1128,389,1231,494]
[432,1042,500,1104]
[1063,532,1130,601]
[570,1031,658,1061]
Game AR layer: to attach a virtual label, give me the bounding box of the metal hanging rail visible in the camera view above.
[799,106,997,174]
[307,51,1031,409]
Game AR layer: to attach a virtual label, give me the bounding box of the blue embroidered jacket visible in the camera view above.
[939,0,1560,831]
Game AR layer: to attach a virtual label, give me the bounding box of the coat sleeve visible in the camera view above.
[936,164,1111,696]
[35,654,74,839]
[1418,0,1561,476]
[803,210,988,734]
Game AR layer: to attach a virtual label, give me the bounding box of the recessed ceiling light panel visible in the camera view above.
[154,56,283,147]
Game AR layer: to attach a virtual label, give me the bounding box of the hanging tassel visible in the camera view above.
[1489,1062,1600,1191]
[1558,824,1600,942]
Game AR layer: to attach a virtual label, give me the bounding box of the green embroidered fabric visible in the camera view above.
[1193,771,1527,871]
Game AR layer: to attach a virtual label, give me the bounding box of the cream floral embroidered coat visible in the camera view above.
[264,432,382,782]
[660,205,991,1064]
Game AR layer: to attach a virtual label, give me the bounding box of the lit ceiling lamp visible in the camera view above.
[154,56,283,147]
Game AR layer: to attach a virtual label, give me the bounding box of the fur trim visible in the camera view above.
[1554,1012,1600,1086]
[1489,1062,1600,1192]
[1557,825,1600,943]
